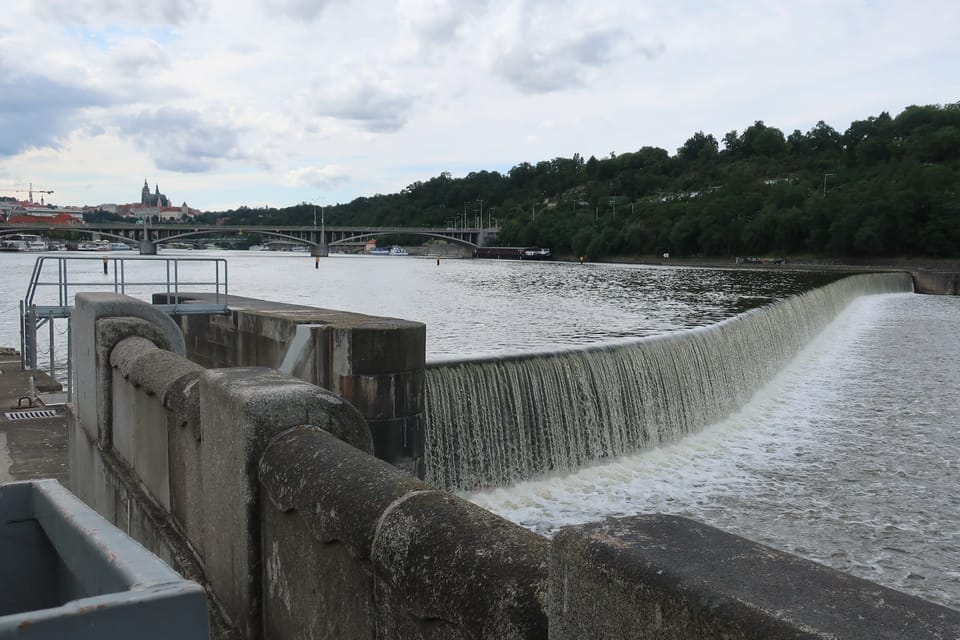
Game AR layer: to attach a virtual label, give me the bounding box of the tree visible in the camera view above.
[678,131,719,162]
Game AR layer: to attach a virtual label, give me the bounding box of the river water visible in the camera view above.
[1,250,957,609]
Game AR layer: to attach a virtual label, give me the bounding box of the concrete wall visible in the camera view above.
[159,294,427,477]
[258,426,548,640]
[912,270,960,295]
[551,515,960,640]
[68,293,960,640]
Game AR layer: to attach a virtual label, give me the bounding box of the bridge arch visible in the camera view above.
[154,229,319,249]
[330,230,478,249]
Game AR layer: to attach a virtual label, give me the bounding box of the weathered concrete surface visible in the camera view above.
[199,367,372,639]
[259,425,433,640]
[550,514,960,640]
[165,293,428,477]
[110,336,205,511]
[912,270,960,295]
[73,293,184,447]
[373,490,550,640]
[0,355,67,485]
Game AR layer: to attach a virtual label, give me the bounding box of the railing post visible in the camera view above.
[48,311,55,380]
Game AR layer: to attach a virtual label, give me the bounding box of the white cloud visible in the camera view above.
[261,0,339,22]
[113,107,247,172]
[109,38,172,76]
[311,78,417,133]
[0,66,111,155]
[0,0,957,209]
[285,165,351,189]
[32,0,209,25]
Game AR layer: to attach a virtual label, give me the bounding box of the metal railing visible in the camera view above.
[20,255,230,397]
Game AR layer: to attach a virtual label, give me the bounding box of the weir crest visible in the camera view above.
[423,272,913,492]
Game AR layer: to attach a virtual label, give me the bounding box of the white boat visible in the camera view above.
[76,240,112,251]
[370,246,408,256]
[0,233,48,252]
[110,242,134,251]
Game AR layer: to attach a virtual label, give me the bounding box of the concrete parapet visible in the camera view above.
[110,336,205,511]
[199,367,372,638]
[372,491,549,640]
[258,424,550,640]
[550,514,960,640]
[259,425,433,639]
[70,292,185,475]
[912,270,959,295]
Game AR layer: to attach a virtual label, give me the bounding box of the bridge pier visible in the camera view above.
[310,243,327,257]
[140,240,157,255]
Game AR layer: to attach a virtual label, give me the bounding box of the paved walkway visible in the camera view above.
[0,349,68,485]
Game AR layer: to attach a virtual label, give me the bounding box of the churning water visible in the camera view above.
[466,289,960,609]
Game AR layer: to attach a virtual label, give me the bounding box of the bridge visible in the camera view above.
[0,222,498,256]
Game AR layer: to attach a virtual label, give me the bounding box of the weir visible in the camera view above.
[58,279,960,639]
[423,272,915,491]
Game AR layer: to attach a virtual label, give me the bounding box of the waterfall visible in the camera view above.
[423,273,913,492]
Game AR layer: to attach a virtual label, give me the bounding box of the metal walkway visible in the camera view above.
[20,255,230,397]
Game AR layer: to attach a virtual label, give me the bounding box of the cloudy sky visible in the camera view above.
[0,0,957,211]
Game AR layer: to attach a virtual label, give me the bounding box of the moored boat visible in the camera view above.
[76,240,112,251]
[370,246,409,256]
[0,233,48,252]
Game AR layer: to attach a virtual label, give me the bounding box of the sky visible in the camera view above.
[0,0,957,212]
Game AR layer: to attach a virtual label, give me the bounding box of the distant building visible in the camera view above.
[141,179,171,208]
[1,202,84,224]
[6,212,81,225]
[109,180,198,220]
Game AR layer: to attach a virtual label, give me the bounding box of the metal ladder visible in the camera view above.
[20,255,230,398]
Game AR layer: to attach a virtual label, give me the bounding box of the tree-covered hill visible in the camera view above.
[209,103,960,259]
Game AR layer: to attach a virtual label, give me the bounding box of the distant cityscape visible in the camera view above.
[0,179,200,225]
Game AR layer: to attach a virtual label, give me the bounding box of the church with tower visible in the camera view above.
[141,179,171,208]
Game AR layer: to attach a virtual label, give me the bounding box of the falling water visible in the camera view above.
[423,273,913,491]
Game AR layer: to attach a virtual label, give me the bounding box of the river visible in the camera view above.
[1,249,957,609]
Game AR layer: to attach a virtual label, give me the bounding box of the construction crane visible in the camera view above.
[0,182,54,203]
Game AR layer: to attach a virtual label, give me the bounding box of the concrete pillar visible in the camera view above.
[140,239,157,255]
[316,319,426,477]
[168,297,427,477]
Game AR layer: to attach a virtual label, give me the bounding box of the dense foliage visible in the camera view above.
[211,104,960,259]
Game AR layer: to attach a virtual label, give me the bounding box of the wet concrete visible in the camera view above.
[0,349,68,485]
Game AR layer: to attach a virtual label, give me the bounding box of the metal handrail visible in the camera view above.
[20,255,231,393]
